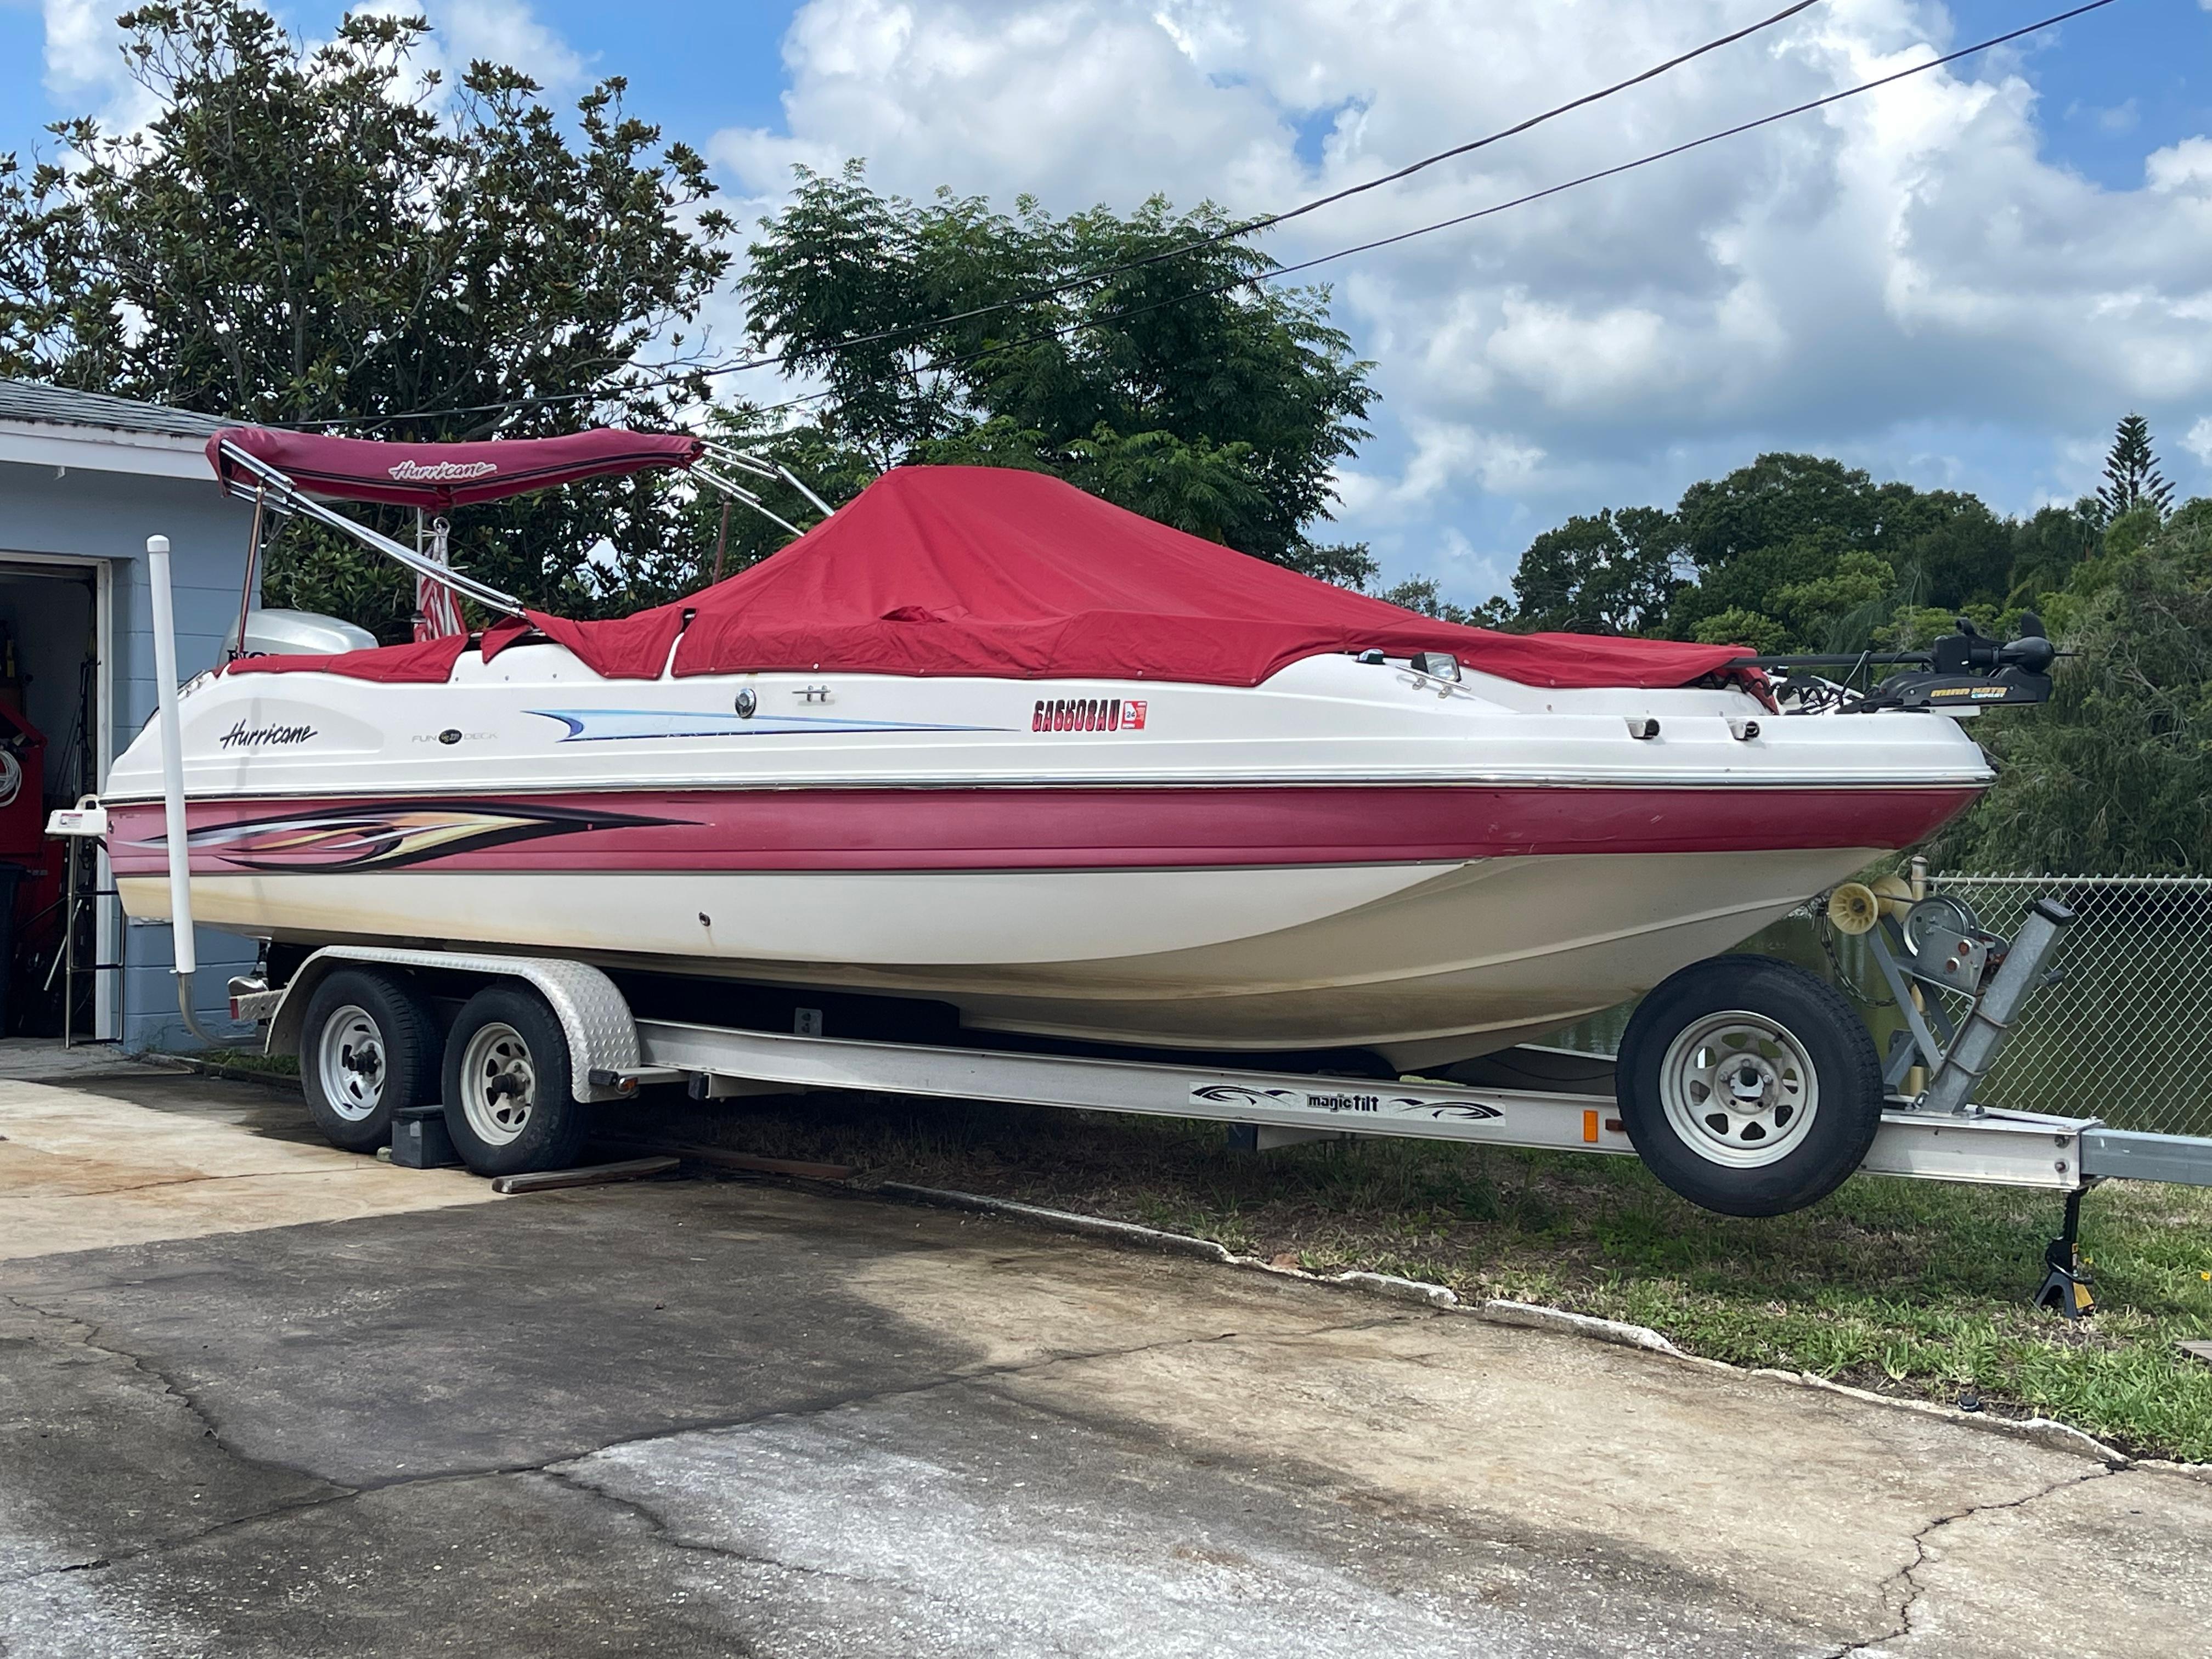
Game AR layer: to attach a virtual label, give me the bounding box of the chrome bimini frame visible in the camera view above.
[212,435,837,622]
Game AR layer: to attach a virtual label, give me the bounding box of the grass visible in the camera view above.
[196,1047,302,1079]
[601,1087,2212,1463]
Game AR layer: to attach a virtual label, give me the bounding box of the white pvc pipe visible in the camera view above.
[145,533,221,1047]
[145,534,196,979]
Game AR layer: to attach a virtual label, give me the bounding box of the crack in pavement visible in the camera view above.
[1819,1463,2127,1658]
[0,1297,1411,1595]
[0,1290,353,1496]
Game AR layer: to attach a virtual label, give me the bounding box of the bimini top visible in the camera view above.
[233,464,1748,690]
[208,424,703,510]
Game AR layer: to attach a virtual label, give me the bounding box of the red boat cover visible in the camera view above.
[208,425,703,509]
[230,466,1747,688]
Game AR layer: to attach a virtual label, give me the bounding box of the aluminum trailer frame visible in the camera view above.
[244,944,2212,1199]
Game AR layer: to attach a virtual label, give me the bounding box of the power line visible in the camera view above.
[733,0,2125,425]
[288,1,1825,430]
[294,0,2118,435]
[721,0,1825,374]
[1256,0,2124,282]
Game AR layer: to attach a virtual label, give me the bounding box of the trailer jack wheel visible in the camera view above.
[1618,954,1884,1217]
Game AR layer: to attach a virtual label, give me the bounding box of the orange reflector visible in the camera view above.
[1582,1108,1600,1144]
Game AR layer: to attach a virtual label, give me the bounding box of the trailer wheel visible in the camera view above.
[441,984,589,1177]
[1617,955,1882,1217]
[301,969,440,1153]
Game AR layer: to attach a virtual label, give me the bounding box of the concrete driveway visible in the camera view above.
[1,1063,2206,1657]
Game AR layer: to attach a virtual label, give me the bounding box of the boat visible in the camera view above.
[89,425,2046,1071]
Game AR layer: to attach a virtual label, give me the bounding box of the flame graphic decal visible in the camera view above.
[171,804,679,871]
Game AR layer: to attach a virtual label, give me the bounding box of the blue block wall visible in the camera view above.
[0,457,259,1050]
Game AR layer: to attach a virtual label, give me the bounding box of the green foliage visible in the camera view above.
[1493,420,2207,873]
[0,0,731,635]
[2097,412,2176,523]
[1372,575,1476,625]
[1688,605,1787,654]
[1496,452,2049,653]
[712,162,1375,574]
[1928,501,2212,874]
[1511,505,1681,633]
[1663,456,2021,652]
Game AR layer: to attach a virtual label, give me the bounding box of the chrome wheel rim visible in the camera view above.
[459,1022,537,1148]
[1658,1010,1819,1169]
[315,1006,386,1122]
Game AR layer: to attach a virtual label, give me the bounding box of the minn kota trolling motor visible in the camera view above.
[1736,613,2058,715]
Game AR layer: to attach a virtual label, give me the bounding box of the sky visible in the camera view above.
[3,0,2210,603]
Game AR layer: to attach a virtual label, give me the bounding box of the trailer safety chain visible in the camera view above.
[1814,909,1897,1009]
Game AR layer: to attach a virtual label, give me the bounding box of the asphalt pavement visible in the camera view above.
[2,1062,2207,1657]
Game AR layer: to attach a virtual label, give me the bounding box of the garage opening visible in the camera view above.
[0,560,103,1040]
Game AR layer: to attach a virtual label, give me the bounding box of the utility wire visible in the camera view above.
[286,0,1824,431]
[290,0,2117,434]
[732,0,2125,427]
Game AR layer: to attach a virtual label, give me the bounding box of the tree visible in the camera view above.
[1928,500,2212,874]
[2095,414,2175,524]
[1658,456,2021,652]
[709,162,1375,573]
[0,1,732,635]
[1510,506,1683,634]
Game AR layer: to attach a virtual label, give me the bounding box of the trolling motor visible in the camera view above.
[1739,613,2057,714]
[1853,613,2057,712]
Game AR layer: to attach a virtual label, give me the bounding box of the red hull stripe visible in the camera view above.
[106,785,1983,876]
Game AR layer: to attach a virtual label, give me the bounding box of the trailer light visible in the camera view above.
[1583,1109,1600,1143]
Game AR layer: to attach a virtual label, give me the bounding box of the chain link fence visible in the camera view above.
[1538,873,2212,1139]
[1920,874,2212,1138]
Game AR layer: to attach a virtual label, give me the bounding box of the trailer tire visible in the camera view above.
[300,969,440,1153]
[441,985,589,1177]
[1617,954,1882,1217]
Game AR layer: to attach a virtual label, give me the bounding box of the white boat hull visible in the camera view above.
[101,646,1993,1062]
[122,844,1878,1060]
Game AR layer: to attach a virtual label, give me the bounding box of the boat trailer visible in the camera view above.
[223,867,2212,1315]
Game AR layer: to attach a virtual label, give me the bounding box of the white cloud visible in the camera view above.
[2185,416,2212,466]
[40,0,587,136]
[701,0,2212,600]
[40,0,165,129]
[432,0,585,87]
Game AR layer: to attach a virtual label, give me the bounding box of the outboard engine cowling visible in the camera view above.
[224,608,377,658]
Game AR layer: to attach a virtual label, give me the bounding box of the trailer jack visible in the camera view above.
[2035,1188,2096,1320]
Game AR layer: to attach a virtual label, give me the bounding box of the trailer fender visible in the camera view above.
[267,946,637,1103]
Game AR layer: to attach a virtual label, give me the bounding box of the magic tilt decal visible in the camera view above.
[529,709,1007,742]
[164,803,681,871]
[1189,1084,1502,1121]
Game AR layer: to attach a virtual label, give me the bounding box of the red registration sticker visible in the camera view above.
[1123,700,1147,730]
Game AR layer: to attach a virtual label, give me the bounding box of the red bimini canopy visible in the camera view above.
[495,465,1746,690]
[208,425,703,509]
[233,465,1748,689]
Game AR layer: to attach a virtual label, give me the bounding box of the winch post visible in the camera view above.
[1918,898,2074,1118]
[2035,1188,2096,1320]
